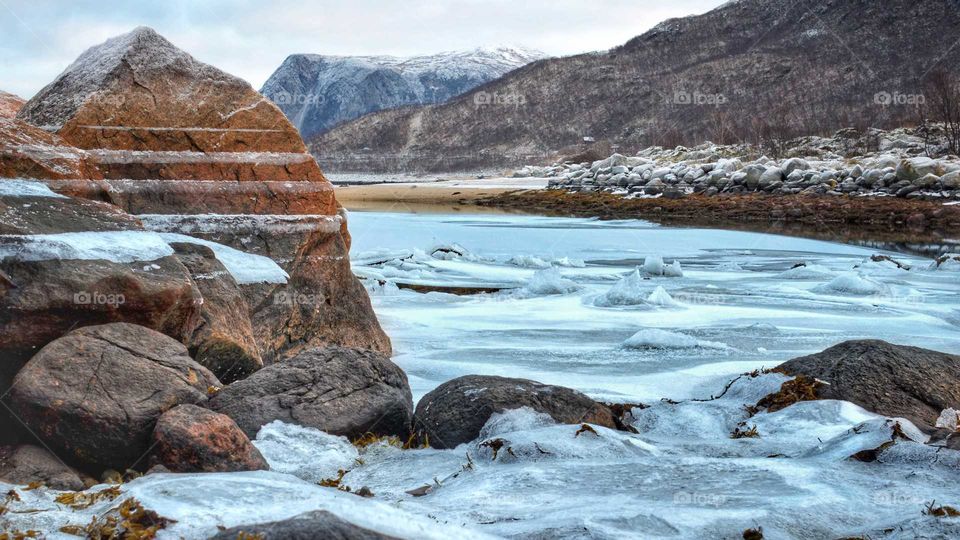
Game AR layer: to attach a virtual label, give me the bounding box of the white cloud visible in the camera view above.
[0,0,725,99]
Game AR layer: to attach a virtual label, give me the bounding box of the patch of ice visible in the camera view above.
[475,421,656,462]
[812,272,887,296]
[622,328,729,350]
[0,179,66,198]
[647,285,680,307]
[0,470,494,539]
[0,231,173,263]
[778,263,835,279]
[478,407,556,439]
[506,254,551,269]
[594,268,649,307]
[253,421,359,484]
[643,255,683,277]
[159,233,289,285]
[523,267,581,295]
[936,408,960,431]
[930,254,960,272]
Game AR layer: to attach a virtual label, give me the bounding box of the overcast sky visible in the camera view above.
[1,0,725,99]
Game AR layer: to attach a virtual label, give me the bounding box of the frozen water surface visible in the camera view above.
[348,212,960,403]
[5,211,960,539]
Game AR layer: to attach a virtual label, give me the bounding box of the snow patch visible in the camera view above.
[523,267,581,295]
[159,233,289,285]
[0,231,173,263]
[0,179,66,198]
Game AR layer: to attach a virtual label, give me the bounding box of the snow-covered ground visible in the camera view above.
[5,211,960,539]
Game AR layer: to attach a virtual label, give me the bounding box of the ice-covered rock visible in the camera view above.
[523,267,582,295]
[622,328,728,350]
[812,272,887,296]
[595,269,649,307]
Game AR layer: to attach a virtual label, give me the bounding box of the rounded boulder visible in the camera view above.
[150,404,268,473]
[414,375,618,449]
[9,323,220,471]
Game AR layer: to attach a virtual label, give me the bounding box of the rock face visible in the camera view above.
[0,118,103,180]
[207,347,412,440]
[19,27,304,154]
[8,323,220,471]
[777,340,960,432]
[0,91,25,119]
[209,510,397,540]
[261,47,544,140]
[170,242,262,383]
[315,0,960,172]
[150,404,268,473]
[0,445,89,491]
[10,27,390,358]
[414,375,618,449]
[0,202,203,382]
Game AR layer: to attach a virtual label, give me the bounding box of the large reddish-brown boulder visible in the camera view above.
[150,404,268,473]
[0,118,103,179]
[0,91,25,119]
[169,242,262,383]
[19,27,307,155]
[207,346,412,440]
[139,214,390,361]
[8,323,221,472]
[414,375,619,449]
[252,227,392,362]
[43,178,337,216]
[10,27,390,368]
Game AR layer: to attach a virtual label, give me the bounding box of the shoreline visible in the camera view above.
[335,179,960,251]
[478,189,960,249]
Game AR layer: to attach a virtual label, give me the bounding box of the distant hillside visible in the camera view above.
[261,47,545,141]
[313,0,960,172]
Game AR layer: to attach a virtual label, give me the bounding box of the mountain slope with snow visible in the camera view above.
[314,0,960,172]
[261,47,545,140]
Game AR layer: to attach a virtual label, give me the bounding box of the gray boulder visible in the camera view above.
[781,158,809,176]
[208,510,397,540]
[414,375,618,449]
[207,346,413,440]
[777,340,960,432]
[896,157,940,182]
[0,444,90,490]
[741,164,766,189]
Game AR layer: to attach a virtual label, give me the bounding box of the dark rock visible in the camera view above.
[171,243,262,383]
[414,375,618,449]
[208,510,397,540]
[9,323,220,471]
[776,340,960,432]
[207,346,412,440]
[0,444,89,491]
[150,404,268,473]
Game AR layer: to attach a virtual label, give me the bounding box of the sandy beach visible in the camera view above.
[332,176,548,212]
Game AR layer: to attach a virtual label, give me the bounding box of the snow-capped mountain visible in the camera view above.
[261,47,545,140]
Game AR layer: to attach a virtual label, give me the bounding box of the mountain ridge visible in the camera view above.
[261,46,545,140]
[312,0,960,172]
